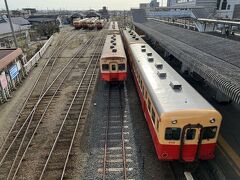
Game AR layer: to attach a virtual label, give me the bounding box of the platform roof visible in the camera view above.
[0,48,23,70]
[134,20,240,103]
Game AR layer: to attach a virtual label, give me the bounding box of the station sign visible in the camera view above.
[0,72,8,89]
[9,64,19,80]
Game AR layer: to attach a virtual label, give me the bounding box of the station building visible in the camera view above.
[158,0,240,19]
[0,48,27,103]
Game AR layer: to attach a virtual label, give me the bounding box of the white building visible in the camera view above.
[216,0,240,19]
[165,0,240,19]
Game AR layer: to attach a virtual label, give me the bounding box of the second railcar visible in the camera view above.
[108,21,120,35]
[100,34,127,82]
[123,28,222,162]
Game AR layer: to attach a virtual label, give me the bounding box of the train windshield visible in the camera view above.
[118,64,125,71]
[165,128,181,140]
[102,64,109,71]
[202,126,217,139]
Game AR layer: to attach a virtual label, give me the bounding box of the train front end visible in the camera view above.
[154,110,222,162]
[100,34,127,82]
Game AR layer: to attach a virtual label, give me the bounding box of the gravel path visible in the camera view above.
[83,69,175,180]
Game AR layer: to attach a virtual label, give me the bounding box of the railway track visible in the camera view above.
[38,33,105,180]
[0,30,79,155]
[0,31,103,179]
[99,84,133,180]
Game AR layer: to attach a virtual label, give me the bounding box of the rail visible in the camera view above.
[102,85,128,180]
[0,31,77,156]
[38,32,105,180]
[0,34,96,179]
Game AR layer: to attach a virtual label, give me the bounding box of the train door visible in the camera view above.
[110,63,118,80]
[180,124,203,162]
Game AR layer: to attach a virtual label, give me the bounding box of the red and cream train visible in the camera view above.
[100,22,127,82]
[122,28,222,162]
[73,18,104,30]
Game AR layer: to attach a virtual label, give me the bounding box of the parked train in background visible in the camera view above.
[87,17,98,30]
[108,21,120,35]
[96,19,105,30]
[100,22,127,82]
[123,27,222,162]
[73,18,88,29]
[73,17,105,30]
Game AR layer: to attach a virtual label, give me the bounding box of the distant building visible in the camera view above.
[140,3,150,9]
[70,12,86,24]
[11,10,29,17]
[158,0,170,7]
[0,16,29,48]
[216,0,240,19]
[86,10,101,18]
[98,6,110,19]
[27,15,62,27]
[150,0,160,8]
[22,8,37,15]
[168,0,217,9]
[164,0,240,19]
[9,17,30,27]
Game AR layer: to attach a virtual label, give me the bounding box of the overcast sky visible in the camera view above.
[0,0,150,10]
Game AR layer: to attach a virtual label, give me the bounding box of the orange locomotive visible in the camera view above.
[100,33,127,82]
[123,28,222,162]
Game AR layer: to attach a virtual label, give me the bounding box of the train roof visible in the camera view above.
[123,27,146,45]
[101,34,126,60]
[123,30,214,114]
[108,21,119,31]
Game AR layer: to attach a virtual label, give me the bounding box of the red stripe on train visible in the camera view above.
[101,72,127,81]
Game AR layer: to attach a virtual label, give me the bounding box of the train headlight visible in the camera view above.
[210,118,215,123]
[171,120,177,124]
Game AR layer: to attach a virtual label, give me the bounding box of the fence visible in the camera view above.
[24,35,53,73]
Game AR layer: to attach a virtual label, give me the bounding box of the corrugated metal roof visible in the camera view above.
[10,17,30,25]
[0,22,22,35]
[28,17,56,23]
[134,20,240,103]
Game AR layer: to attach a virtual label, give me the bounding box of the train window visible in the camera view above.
[151,109,155,124]
[186,129,196,140]
[102,64,109,71]
[202,126,217,139]
[118,64,125,71]
[112,64,116,71]
[140,79,142,90]
[165,128,181,140]
[145,90,148,100]
[148,99,151,112]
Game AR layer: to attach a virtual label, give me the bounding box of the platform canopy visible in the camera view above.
[134,20,240,103]
[0,48,23,71]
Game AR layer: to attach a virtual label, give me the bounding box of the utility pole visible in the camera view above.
[4,0,18,48]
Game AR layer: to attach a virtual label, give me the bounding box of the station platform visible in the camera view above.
[133,20,240,103]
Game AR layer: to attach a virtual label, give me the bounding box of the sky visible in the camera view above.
[0,0,150,10]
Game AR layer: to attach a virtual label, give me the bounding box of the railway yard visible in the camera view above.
[0,14,240,180]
